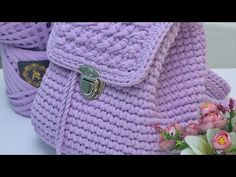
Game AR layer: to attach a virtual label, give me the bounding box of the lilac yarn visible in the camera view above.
[0,22,52,117]
[0,44,48,117]
[205,69,231,100]
[31,22,231,154]
[0,22,52,50]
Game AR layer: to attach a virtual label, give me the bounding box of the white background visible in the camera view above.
[204,22,236,68]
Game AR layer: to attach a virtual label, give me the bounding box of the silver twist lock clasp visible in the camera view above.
[79,65,105,100]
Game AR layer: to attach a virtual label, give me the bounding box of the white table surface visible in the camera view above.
[0,69,55,154]
[0,69,236,155]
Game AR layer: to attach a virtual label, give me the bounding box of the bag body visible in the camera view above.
[31,22,230,154]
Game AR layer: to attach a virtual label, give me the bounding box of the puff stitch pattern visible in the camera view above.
[31,22,231,154]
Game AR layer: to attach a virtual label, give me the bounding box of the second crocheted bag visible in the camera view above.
[31,22,231,154]
[0,22,52,50]
[0,44,48,117]
[0,22,52,117]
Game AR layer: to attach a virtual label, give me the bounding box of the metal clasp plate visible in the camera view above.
[79,65,105,100]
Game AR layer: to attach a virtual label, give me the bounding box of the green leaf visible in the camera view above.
[206,129,216,148]
[229,148,236,153]
[161,132,173,140]
[228,118,233,132]
[175,140,189,150]
[180,148,196,155]
[225,126,229,132]
[185,135,214,155]
[225,132,236,153]
[174,130,182,140]
[231,115,236,126]
[231,111,235,118]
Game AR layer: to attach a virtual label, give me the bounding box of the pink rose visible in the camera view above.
[184,123,200,136]
[165,124,182,136]
[159,140,176,151]
[200,102,218,115]
[156,124,183,151]
[199,113,227,132]
[212,131,232,150]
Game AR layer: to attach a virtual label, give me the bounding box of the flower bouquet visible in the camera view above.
[154,98,236,155]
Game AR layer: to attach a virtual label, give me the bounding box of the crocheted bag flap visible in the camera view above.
[47,23,179,87]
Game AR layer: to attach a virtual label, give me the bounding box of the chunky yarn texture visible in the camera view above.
[31,22,231,154]
[0,22,52,117]
[0,44,47,117]
[0,22,52,50]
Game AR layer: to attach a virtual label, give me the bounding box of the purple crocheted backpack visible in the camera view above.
[0,22,52,117]
[31,22,231,154]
